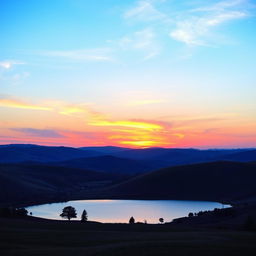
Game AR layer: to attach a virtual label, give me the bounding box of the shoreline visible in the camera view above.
[0,196,234,209]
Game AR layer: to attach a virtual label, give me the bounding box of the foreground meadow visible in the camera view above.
[1,217,256,256]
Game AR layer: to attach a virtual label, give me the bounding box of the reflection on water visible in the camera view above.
[26,200,228,223]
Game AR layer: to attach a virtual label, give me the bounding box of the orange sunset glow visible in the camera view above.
[1,96,255,148]
[1,0,255,149]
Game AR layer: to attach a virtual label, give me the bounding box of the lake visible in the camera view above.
[26,200,229,223]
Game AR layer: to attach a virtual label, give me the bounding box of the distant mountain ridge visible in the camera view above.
[1,144,255,166]
[79,146,130,154]
[0,144,103,163]
[49,155,154,175]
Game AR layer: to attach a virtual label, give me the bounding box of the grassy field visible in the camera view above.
[1,217,256,256]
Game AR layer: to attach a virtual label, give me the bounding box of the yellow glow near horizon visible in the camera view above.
[120,140,160,147]
[0,99,52,111]
[89,120,163,130]
[59,106,85,115]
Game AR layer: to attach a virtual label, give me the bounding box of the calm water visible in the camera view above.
[26,200,228,223]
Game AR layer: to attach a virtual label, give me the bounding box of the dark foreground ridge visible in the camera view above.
[1,215,256,256]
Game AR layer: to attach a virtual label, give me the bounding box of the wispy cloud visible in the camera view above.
[190,0,249,12]
[116,28,160,59]
[0,97,52,111]
[11,128,65,138]
[88,116,179,147]
[121,0,253,50]
[0,60,25,69]
[36,48,113,62]
[89,119,163,131]
[0,60,29,84]
[123,0,168,22]
[170,0,250,46]
[0,96,104,120]
[27,0,252,64]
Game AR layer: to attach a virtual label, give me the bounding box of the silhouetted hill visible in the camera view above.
[0,144,103,163]
[220,150,256,162]
[111,148,251,166]
[105,161,256,203]
[50,155,153,175]
[79,146,129,154]
[116,147,214,162]
[1,144,256,182]
[0,163,124,206]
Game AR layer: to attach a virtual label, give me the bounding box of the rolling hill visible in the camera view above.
[0,163,125,206]
[111,148,254,165]
[1,144,256,207]
[220,149,256,162]
[79,146,130,154]
[0,144,104,163]
[49,155,154,175]
[1,144,256,169]
[105,161,256,203]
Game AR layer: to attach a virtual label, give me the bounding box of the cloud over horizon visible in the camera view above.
[11,128,65,138]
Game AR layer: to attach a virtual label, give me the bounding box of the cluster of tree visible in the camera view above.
[60,207,164,224]
[0,207,29,217]
[187,207,235,218]
[60,206,88,222]
[129,216,164,224]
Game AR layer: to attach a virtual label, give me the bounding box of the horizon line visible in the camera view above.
[0,143,255,150]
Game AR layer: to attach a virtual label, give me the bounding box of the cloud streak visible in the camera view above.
[169,0,250,46]
[35,48,113,62]
[0,96,106,121]
[0,60,25,69]
[0,97,52,111]
[89,120,163,131]
[116,27,160,59]
[122,0,253,49]
[11,128,65,138]
[123,0,168,22]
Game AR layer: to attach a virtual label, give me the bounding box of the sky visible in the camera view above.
[0,0,256,148]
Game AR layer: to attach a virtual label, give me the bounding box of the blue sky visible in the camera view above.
[0,0,256,148]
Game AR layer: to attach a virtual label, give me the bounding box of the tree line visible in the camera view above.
[59,206,165,224]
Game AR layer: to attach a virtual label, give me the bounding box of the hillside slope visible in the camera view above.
[221,150,256,162]
[105,161,256,202]
[112,148,255,166]
[49,155,154,175]
[0,163,124,206]
[0,144,103,163]
[1,145,256,170]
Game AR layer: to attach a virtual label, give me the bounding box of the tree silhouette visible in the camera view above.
[16,208,28,217]
[188,212,194,217]
[159,217,164,224]
[81,209,88,222]
[129,216,135,224]
[60,206,77,221]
